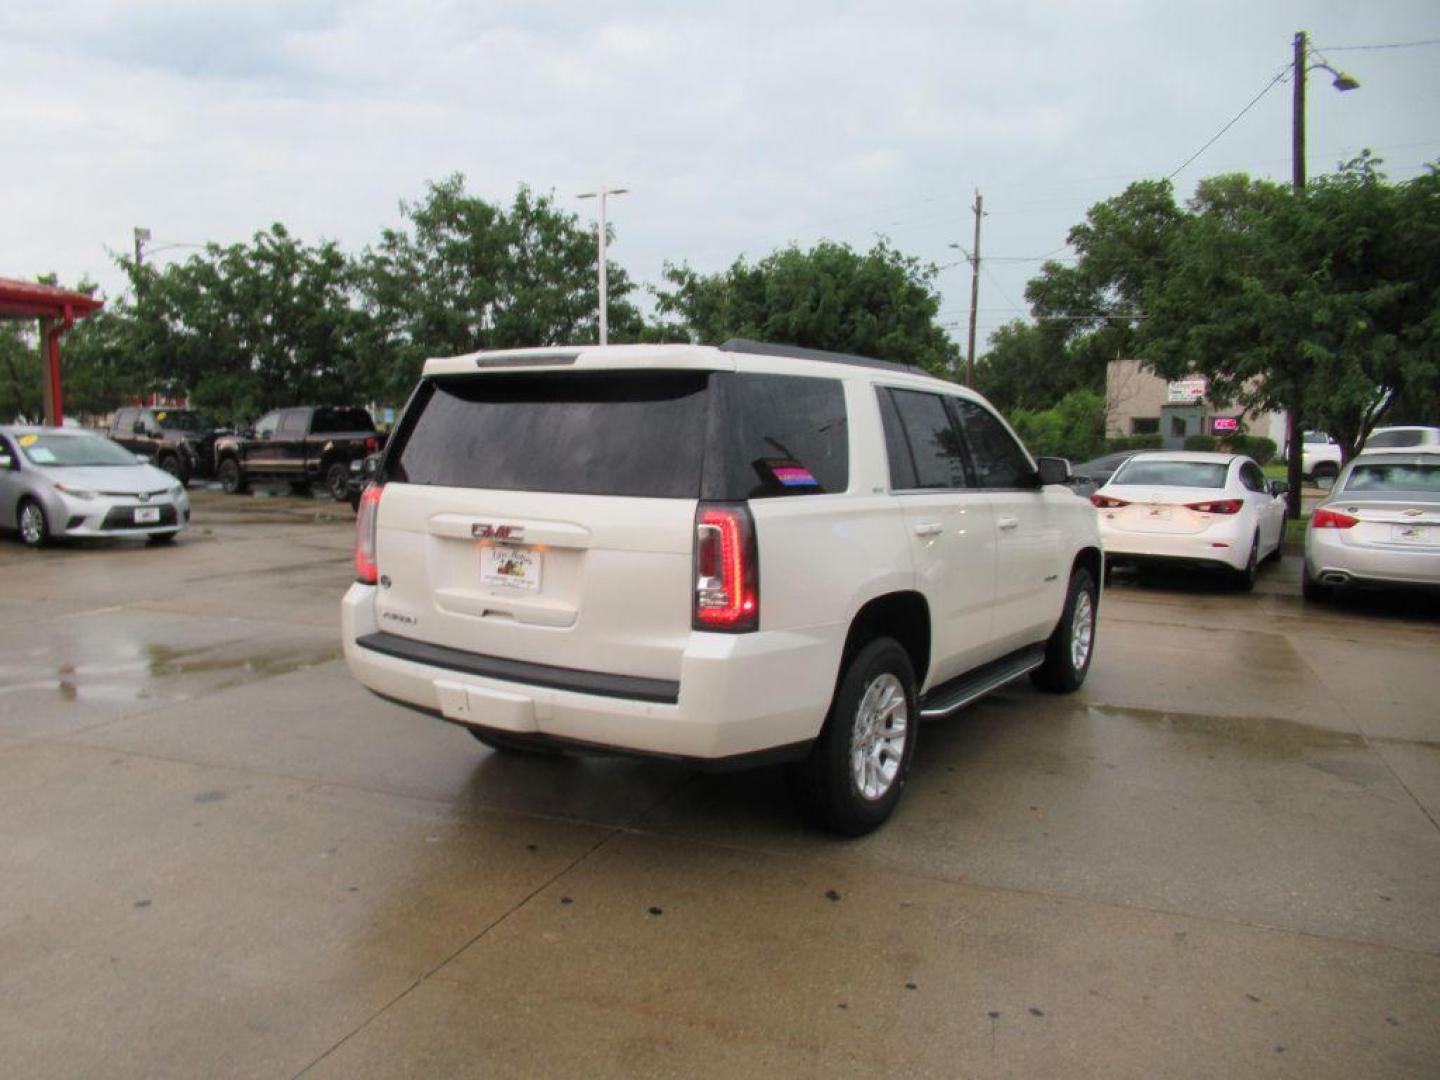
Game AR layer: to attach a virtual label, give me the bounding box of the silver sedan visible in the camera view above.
[0,426,191,547]
[1303,451,1440,600]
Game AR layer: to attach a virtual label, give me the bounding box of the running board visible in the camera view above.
[919,645,1046,719]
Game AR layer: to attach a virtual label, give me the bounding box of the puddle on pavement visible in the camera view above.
[1087,704,1367,755]
[0,640,343,706]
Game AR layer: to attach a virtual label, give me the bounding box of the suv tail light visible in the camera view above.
[693,502,759,632]
[1312,507,1359,529]
[364,436,379,453]
[355,483,383,584]
[1090,494,1129,509]
[1185,498,1243,514]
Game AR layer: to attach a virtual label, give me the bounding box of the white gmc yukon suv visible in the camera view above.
[343,340,1103,834]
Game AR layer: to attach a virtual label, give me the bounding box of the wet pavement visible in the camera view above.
[2,489,1438,1078]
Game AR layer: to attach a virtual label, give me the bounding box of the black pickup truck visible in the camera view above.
[214,406,383,500]
[106,406,227,484]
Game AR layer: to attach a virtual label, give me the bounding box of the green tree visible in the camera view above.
[1007,388,1106,460]
[655,239,959,373]
[361,177,641,402]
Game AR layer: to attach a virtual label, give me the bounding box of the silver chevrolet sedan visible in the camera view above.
[1303,450,1440,601]
[0,426,191,547]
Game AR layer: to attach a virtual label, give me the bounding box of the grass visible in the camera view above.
[1285,518,1309,545]
[1262,463,1289,480]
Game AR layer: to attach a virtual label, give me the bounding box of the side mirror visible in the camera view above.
[1035,457,1072,486]
[1267,479,1289,497]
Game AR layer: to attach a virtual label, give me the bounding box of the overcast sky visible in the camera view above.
[4,0,1437,353]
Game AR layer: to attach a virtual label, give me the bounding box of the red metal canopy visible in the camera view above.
[0,276,104,425]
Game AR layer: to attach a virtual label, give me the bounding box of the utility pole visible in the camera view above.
[133,227,150,270]
[965,190,983,388]
[577,188,628,346]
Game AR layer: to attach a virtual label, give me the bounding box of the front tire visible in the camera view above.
[17,498,50,548]
[1031,566,1098,693]
[1312,463,1338,490]
[325,462,350,502]
[158,453,189,484]
[789,637,917,837]
[218,458,248,495]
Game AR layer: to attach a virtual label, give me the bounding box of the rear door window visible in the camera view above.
[313,407,375,434]
[881,388,969,490]
[392,371,710,498]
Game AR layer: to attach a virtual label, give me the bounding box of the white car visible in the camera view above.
[0,426,190,547]
[1092,451,1287,590]
[1300,431,1343,486]
[342,340,1103,835]
[1303,451,1440,600]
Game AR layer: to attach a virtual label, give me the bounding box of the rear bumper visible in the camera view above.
[1099,522,1249,572]
[341,584,840,761]
[1306,530,1440,590]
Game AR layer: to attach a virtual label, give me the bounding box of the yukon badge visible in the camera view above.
[472,523,524,541]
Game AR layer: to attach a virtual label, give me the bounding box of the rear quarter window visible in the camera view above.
[706,374,848,499]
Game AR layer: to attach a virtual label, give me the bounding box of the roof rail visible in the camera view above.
[718,338,931,376]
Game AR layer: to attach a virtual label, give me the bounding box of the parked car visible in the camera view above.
[1302,451,1440,601]
[214,406,383,500]
[1362,426,1440,453]
[1300,431,1343,487]
[1068,449,1147,496]
[342,340,1103,835]
[1092,451,1287,591]
[0,426,190,547]
[105,406,227,484]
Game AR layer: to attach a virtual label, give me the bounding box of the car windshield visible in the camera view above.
[16,433,141,467]
[1343,462,1440,494]
[1111,460,1228,488]
[154,410,214,432]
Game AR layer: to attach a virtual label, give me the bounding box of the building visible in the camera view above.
[1106,357,1286,450]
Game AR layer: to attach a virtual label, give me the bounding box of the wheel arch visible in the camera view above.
[837,590,931,692]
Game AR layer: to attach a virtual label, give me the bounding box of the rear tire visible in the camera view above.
[467,728,564,756]
[1233,534,1259,592]
[788,637,917,837]
[218,458,248,495]
[325,462,350,502]
[1312,463,1338,490]
[1031,567,1098,693]
[1301,564,1331,603]
[17,497,50,548]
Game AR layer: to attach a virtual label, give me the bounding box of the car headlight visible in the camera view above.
[55,483,96,500]
[170,483,187,500]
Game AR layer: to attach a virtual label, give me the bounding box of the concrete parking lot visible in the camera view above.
[2,489,1438,1078]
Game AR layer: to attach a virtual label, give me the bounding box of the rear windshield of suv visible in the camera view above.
[391,372,710,498]
[388,369,848,500]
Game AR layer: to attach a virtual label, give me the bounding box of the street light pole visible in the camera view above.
[577,188,628,346]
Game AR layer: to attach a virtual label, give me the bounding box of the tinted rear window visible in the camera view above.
[1343,462,1440,493]
[391,372,709,498]
[1365,430,1425,449]
[1111,460,1229,488]
[313,407,376,434]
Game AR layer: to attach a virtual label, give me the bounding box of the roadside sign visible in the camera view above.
[1167,376,1207,402]
[1213,417,1239,433]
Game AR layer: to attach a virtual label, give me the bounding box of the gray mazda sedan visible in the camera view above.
[0,426,190,547]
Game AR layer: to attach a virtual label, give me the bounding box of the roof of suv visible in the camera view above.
[422,340,964,395]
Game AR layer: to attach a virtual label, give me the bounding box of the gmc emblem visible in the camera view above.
[472,523,524,540]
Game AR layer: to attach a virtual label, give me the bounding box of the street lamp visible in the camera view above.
[1286,29,1360,517]
[577,187,628,346]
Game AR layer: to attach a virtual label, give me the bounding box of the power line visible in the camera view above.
[1167,66,1290,180]
[1316,38,1440,51]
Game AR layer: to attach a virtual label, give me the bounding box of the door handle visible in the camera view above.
[913,522,943,537]
[997,516,1019,530]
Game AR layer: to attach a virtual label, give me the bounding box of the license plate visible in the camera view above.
[134,507,161,524]
[1391,524,1431,544]
[481,544,541,591]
